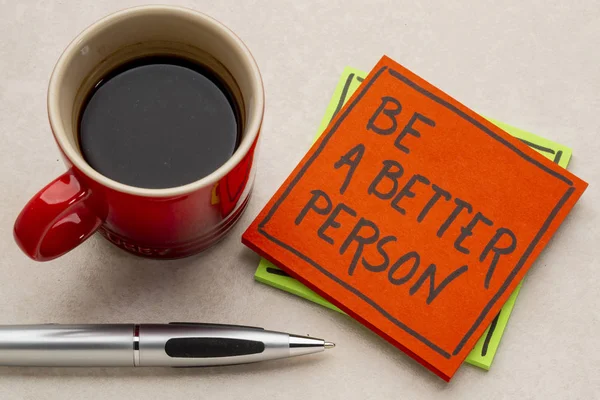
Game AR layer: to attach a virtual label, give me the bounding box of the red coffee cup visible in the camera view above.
[14,6,264,261]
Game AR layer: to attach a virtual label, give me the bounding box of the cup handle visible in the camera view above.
[14,169,103,261]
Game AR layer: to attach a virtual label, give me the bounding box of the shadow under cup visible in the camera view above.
[15,6,264,261]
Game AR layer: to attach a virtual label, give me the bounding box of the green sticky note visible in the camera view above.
[255,262,344,313]
[255,66,572,370]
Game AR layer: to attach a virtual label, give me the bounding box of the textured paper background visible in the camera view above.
[0,0,598,398]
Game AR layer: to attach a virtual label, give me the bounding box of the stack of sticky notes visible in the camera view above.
[252,66,572,371]
[243,56,587,381]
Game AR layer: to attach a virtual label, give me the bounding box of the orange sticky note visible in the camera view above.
[242,56,587,381]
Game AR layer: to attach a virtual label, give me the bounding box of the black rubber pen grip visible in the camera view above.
[165,337,265,358]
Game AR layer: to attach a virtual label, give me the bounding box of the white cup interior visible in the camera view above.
[48,5,264,197]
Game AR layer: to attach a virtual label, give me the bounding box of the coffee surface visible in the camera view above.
[79,56,240,189]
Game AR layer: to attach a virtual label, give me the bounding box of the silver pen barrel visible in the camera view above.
[0,324,135,366]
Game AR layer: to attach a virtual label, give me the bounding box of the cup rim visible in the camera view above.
[47,5,264,198]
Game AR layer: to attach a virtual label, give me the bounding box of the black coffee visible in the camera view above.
[78,56,241,189]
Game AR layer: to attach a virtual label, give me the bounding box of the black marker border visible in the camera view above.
[257,66,573,361]
[332,73,356,119]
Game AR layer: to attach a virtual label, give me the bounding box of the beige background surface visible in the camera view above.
[0,0,598,398]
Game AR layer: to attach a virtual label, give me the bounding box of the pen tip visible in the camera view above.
[324,341,336,349]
